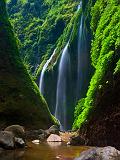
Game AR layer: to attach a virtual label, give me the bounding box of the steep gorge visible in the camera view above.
[6,0,120,148]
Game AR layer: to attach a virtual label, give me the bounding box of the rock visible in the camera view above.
[48,125,60,135]
[0,131,14,149]
[25,129,44,140]
[15,137,25,148]
[25,125,59,141]
[25,125,60,142]
[67,134,85,146]
[44,125,60,138]
[39,133,47,141]
[4,125,25,139]
[74,146,120,160]
[32,140,39,144]
[47,134,62,142]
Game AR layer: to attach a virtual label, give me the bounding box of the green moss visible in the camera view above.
[114,59,120,74]
[73,0,120,129]
[0,0,57,129]
[35,1,81,78]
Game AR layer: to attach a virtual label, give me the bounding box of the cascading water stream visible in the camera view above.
[39,49,56,95]
[55,1,86,130]
[77,1,82,11]
[76,12,89,100]
[55,42,70,130]
[39,0,90,131]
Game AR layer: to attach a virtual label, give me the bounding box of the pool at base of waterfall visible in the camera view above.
[0,142,90,160]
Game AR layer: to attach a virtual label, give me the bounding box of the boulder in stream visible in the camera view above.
[74,146,120,160]
[0,131,14,149]
[4,125,25,139]
[47,134,62,142]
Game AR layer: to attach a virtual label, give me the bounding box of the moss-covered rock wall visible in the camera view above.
[0,0,56,130]
[73,0,120,148]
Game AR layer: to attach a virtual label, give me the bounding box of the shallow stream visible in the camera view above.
[0,142,89,160]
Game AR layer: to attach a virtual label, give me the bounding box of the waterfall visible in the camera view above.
[39,0,90,130]
[55,1,89,130]
[77,1,82,11]
[39,49,56,95]
[76,13,89,99]
[55,42,70,130]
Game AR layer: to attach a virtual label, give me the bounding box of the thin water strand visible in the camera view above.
[39,49,56,95]
[76,13,89,99]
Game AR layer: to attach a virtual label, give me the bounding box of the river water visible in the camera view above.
[0,142,89,160]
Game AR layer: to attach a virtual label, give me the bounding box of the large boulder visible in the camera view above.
[0,125,26,149]
[0,131,14,149]
[4,125,25,139]
[74,146,120,160]
[0,130,25,149]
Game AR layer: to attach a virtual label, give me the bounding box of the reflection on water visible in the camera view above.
[0,142,89,160]
[0,149,24,160]
[47,142,62,148]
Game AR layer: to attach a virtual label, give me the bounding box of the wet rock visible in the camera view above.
[4,125,25,139]
[47,134,62,142]
[25,125,60,141]
[39,133,48,141]
[74,146,120,160]
[67,134,85,146]
[15,137,25,148]
[32,140,39,144]
[43,125,60,139]
[0,131,14,149]
[47,125,60,135]
[25,129,44,140]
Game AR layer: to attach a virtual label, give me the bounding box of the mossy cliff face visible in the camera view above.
[73,0,120,148]
[0,0,56,130]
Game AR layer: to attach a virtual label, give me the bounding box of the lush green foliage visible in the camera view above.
[73,98,85,126]
[7,0,79,74]
[114,59,120,74]
[73,0,120,129]
[35,5,81,78]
